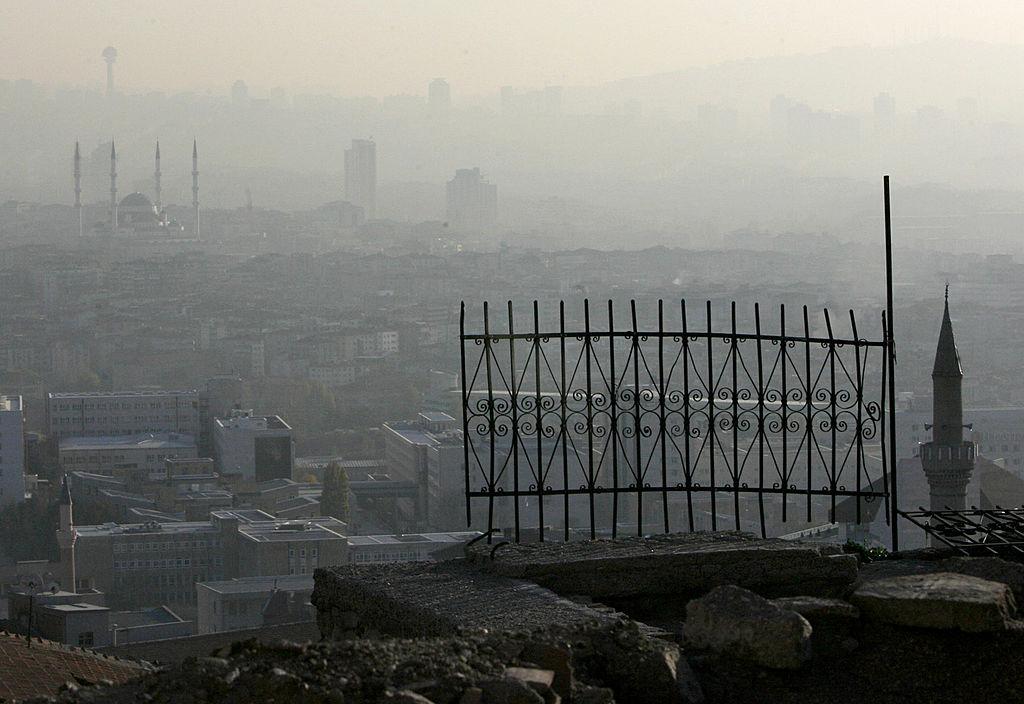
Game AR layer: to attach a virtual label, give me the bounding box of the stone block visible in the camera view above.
[771,596,860,620]
[850,572,1016,632]
[683,584,812,669]
[473,532,858,600]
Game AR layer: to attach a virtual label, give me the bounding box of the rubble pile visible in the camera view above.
[32,619,700,704]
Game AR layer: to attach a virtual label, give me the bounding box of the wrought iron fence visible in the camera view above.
[460,297,896,542]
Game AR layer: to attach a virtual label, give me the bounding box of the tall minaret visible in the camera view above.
[56,474,77,593]
[192,139,200,241]
[73,142,83,237]
[920,287,975,546]
[109,141,118,234]
[154,140,162,215]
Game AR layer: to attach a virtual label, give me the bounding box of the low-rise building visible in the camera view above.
[195,574,313,634]
[59,433,198,479]
[72,510,347,611]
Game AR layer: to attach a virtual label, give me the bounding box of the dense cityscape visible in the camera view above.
[3,4,1024,701]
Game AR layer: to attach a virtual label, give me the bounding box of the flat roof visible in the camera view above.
[76,521,218,537]
[198,574,314,595]
[239,517,348,544]
[418,411,455,422]
[109,606,183,627]
[48,390,199,398]
[42,603,109,613]
[347,531,480,547]
[60,433,197,451]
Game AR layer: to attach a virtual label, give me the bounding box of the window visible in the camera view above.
[78,632,94,647]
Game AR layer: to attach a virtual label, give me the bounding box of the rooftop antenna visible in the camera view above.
[192,138,200,241]
[154,141,162,214]
[102,47,117,96]
[73,142,82,237]
[109,141,118,234]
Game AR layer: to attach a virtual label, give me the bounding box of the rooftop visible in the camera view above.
[110,606,184,629]
[238,517,346,543]
[48,390,199,399]
[198,574,314,595]
[42,603,110,614]
[0,631,148,701]
[347,531,481,547]
[60,433,197,451]
[0,395,23,412]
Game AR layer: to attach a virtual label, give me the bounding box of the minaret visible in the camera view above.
[154,140,162,215]
[73,142,83,237]
[56,474,77,593]
[920,287,975,546]
[109,141,118,234]
[192,139,200,241]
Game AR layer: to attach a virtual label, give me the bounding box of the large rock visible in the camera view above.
[941,557,1024,599]
[683,585,812,669]
[850,572,1016,632]
[771,596,860,620]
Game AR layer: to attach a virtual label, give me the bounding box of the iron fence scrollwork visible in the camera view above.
[460,297,896,543]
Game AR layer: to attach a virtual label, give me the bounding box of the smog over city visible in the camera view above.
[3,2,1024,702]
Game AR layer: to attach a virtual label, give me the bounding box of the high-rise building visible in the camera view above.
[428,78,451,109]
[0,395,25,506]
[920,290,975,546]
[873,92,896,135]
[344,139,377,219]
[446,168,497,231]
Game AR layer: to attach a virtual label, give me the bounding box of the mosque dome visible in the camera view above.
[119,192,153,209]
[118,192,159,227]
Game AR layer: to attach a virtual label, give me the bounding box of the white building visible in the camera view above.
[213,409,293,482]
[0,395,25,506]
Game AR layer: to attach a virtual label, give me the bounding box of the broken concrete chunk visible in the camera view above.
[503,667,555,693]
[851,572,1016,632]
[683,584,812,670]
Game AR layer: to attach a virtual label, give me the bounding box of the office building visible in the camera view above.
[46,390,206,443]
[446,168,497,231]
[0,395,25,505]
[72,509,347,610]
[344,139,377,219]
[213,409,293,481]
[382,412,464,528]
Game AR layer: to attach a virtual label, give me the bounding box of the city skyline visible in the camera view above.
[3,2,1024,97]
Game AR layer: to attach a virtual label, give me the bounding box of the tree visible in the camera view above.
[321,461,350,522]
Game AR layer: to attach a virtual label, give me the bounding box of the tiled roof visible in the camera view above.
[0,631,148,702]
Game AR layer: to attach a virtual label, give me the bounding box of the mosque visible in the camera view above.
[73,140,201,240]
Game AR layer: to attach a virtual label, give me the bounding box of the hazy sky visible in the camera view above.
[2,1,1022,96]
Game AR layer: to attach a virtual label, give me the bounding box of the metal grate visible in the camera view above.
[898,507,1024,556]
